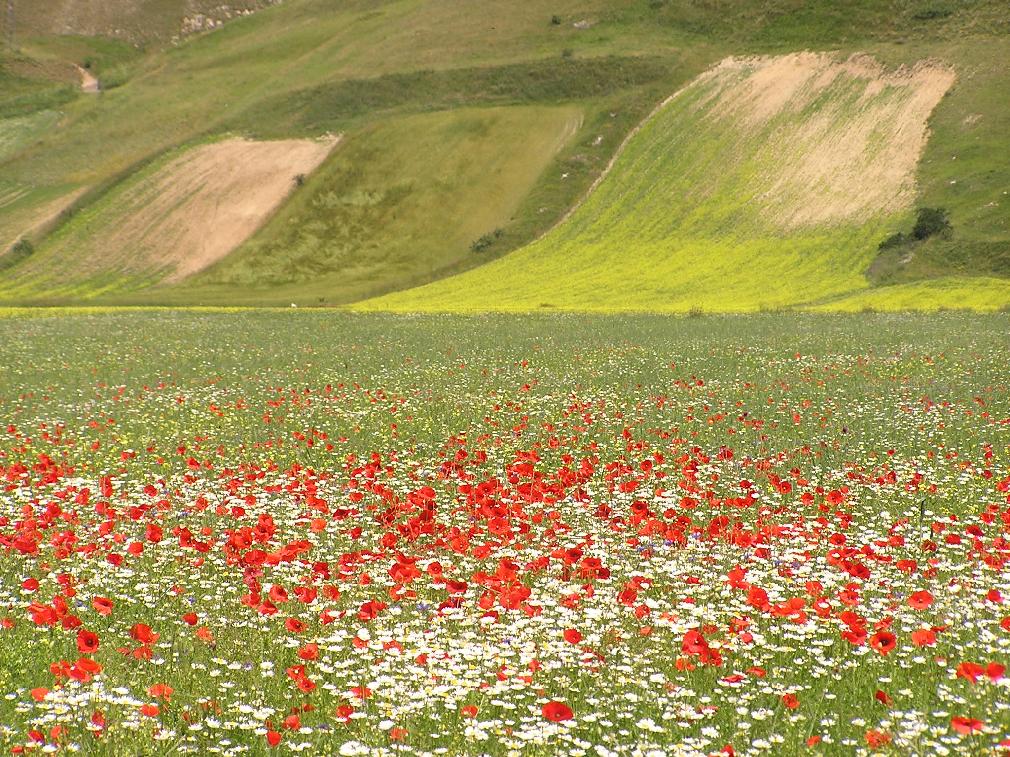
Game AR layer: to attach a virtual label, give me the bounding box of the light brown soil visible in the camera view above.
[99,136,339,281]
[76,65,100,93]
[697,52,955,229]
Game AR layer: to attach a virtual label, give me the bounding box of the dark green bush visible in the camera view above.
[878,232,907,250]
[471,229,503,253]
[912,207,950,241]
[913,8,952,21]
[0,238,34,270]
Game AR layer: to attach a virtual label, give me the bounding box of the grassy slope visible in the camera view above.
[0,0,714,303]
[358,55,949,313]
[358,9,1010,312]
[0,0,1008,308]
[868,38,1010,284]
[174,106,583,306]
[5,106,582,305]
[806,276,1010,312]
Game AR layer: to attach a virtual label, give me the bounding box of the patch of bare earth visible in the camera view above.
[76,66,100,93]
[693,52,955,229]
[102,137,339,282]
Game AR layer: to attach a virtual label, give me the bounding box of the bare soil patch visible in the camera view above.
[99,136,339,281]
[76,65,100,93]
[694,53,955,228]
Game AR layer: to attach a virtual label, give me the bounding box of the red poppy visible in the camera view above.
[541,701,573,722]
[130,623,159,644]
[92,597,114,616]
[298,643,319,661]
[865,730,891,747]
[908,591,934,610]
[951,716,983,735]
[77,629,100,654]
[956,662,985,683]
[563,628,582,644]
[910,628,936,646]
[148,683,173,701]
[869,631,896,655]
[76,657,102,676]
[782,693,799,710]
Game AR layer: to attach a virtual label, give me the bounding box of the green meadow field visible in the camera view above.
[2,309,1010,756]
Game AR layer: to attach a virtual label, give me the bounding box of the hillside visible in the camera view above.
[361,51,997,313]
[0,0,1008,309]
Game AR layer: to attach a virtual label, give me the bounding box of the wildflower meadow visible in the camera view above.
[1,311,1008,756]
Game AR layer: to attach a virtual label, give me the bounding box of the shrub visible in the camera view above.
[97,65,131,91]
[550,15,561,25]
[471,228,503,253]
[878,231,907,250]
[0,238,34,270]
[911,207,950,241]
[913,8,952,21]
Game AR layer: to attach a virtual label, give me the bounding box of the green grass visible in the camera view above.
[805,275,1010,312]
[643,0,1010,47]
[0,50,77,118]
[0,110,60,163]
[225,55,677,138]
[18,0,274,44]
[18,34,146,89]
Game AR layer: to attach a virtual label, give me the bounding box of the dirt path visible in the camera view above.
[75,65,100,93]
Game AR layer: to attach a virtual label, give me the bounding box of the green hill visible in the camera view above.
[0,0,1008,310]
